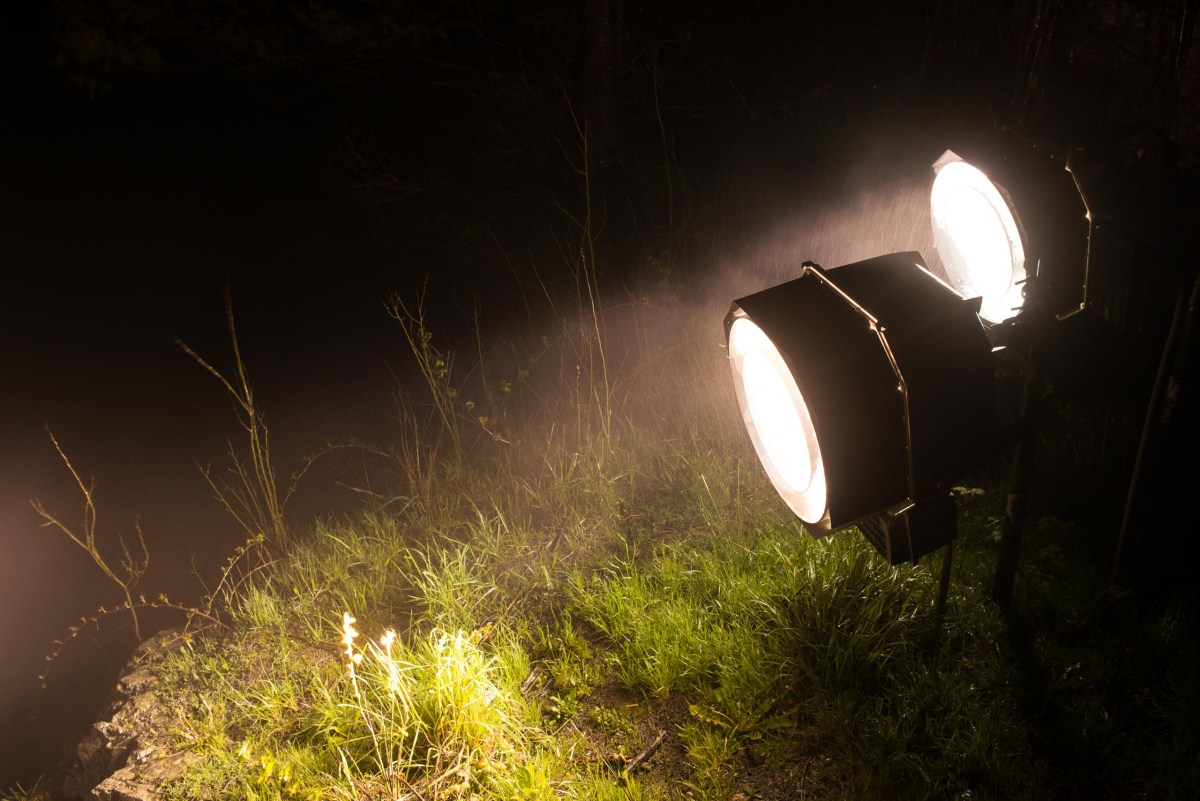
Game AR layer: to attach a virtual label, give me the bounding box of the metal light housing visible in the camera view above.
[726,252,999,563]
[931,131,1092,325]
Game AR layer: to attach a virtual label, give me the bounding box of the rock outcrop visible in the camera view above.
[63,632,198,801]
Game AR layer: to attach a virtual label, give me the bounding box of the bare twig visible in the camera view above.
[31,429,148,639]
[519,664,543,695]
[177,287,291,548]
[387,284,463,461]
[624,729,666,773]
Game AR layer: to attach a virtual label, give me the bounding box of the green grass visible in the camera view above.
[11,273,1198,801]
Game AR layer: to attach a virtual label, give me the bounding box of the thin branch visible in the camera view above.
[624,729,667,772]
[31,429,148,639]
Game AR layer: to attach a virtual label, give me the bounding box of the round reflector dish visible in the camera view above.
[728,316,827,523]
[931,159,1027,323]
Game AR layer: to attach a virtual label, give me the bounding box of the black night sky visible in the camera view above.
[2,0,1197,791]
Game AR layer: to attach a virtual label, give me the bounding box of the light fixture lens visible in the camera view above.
[931,159,1026,323]
[728,317,827,523]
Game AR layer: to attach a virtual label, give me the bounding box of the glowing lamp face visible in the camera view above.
[728,317,827,523]
[931,159,1026,323]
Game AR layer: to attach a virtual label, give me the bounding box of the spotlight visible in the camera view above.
[930,131,1091,325]
[726,252,999,564]
[927,129,1186,603]
[930,157,1027,323]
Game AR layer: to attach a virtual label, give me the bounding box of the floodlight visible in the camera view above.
[726,252,999,563]
[728,316,828,522]
[930,132,1091,325]
[930,158,1027,323]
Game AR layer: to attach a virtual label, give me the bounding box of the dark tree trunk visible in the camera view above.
[585,0,624,171]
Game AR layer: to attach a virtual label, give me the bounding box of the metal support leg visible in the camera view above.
[993,372,1044,608]
[934,539,954,635]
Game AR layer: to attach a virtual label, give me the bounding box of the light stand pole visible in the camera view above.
[931,537,955,641]
[993,348,1044,609]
